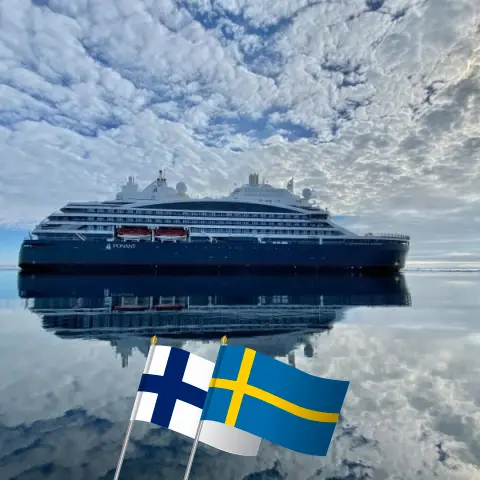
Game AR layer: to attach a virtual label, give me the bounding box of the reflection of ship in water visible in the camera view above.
[18,273,411,367]
[106,332,318,369]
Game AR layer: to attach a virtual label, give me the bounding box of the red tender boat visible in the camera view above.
[153,227,188,241]
[113,305,150,312]
[116,226,151,240]
[152,304,185,311]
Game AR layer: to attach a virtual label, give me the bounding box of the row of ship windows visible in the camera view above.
[194,228,341,235]
[35,296,323,308]
[61,209,326,220]
[47,217,332,228]
[80,225,343,235]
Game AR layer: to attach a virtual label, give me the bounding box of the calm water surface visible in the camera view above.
[0,270,479,480]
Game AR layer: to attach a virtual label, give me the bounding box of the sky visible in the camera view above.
[0,0,479,265]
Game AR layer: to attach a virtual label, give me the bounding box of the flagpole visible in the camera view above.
[113,335,158,480]
[183,418,204,480]
[183,335,228,480]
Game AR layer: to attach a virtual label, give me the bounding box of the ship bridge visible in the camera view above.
[115,170,190,203]
[227,173,322,211]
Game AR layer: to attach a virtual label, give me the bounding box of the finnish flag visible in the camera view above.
[130,344,261,456]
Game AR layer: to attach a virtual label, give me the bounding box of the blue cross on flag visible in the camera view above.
[130,343,261,456]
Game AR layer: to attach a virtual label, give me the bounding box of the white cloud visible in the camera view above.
[0,0,479,261]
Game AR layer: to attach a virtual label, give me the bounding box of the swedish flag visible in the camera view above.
[200,345,349,456]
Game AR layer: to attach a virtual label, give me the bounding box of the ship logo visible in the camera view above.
[106,243,112,250]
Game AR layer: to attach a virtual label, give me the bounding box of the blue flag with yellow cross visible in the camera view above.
[200,343,349,456]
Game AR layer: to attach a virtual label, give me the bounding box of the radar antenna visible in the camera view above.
[157,169,167,184]
[286,178,294,193]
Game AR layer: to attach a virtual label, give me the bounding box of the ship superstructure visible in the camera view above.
[30,170,403,244]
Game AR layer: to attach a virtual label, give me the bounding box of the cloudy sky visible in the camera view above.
[0,0,479,264]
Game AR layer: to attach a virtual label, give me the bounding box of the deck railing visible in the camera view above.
[364,233,410,240]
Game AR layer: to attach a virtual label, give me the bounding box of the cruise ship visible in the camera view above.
[18,170,410,272]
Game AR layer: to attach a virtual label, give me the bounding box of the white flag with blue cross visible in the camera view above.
[130,340,261,456]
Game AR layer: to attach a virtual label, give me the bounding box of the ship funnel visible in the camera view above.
[248,173,259,186]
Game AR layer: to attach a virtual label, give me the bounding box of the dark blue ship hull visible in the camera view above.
[19,237,409,273]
